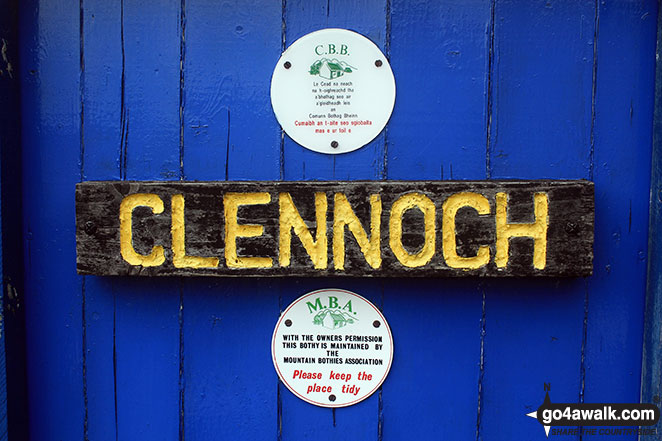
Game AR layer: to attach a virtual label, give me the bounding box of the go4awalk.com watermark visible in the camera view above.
[526,385,660,437]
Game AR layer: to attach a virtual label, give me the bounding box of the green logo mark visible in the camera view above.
[306,296,357,329]
[309,58,356,80]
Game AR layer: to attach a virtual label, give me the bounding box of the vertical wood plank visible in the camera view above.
[0,1,25,439]
[183,2,282,182]
[81,1,122,439]
[83,0,184,437]
[115,0,182,439]
[480,2,596,440]
[181,1,282,439]
[0,0,15,438]
[641,2,662,439]
[487,3,594,180]
[382,0,489,439]
[387,0,489,181]
[20,0,86,439]
[81,2,122,182]
[586,3,657,441]
[280,0,386,438]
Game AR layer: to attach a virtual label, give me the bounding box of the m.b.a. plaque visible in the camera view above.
[75,180,593,277]
[272,288,393,408]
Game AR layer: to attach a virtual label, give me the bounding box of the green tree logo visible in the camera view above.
[309,58,356,80]
[313,309,357,329]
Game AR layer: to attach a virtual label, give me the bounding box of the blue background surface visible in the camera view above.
[15,0,659,440]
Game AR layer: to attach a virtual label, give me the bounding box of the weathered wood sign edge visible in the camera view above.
[75,180,594,277]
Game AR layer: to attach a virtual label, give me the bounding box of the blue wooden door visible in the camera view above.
[17,0,657,440]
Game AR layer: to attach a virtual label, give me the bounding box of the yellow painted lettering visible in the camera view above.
[171,194,219,268]
[223,193,273,269]
[389,193,436,268]
[333,193,382,270]
[495,192,549,269]
[279,192,328,269]
[119,193,165,267]
[442,192,491,269]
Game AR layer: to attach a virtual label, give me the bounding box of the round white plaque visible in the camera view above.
[272,288,393,408]
[270,29,396,154]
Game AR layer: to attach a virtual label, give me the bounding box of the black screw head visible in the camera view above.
[331,140,339,148]
[84,221,97,235]
[373,320,381,328]
[329,394,336,402]
[284,61,292,69]
[564,222,578,235]
[375,59,383,67]
[285,319,292,327]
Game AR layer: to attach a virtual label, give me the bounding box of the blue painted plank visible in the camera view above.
[122,0,182,181]
[81,278,116,441]
[487,2,594,180]
[183,1,282,182]
[115,281,181,440]
[282,0,388,181]
[0,317,5,441]
[82,0,183,438]
[585,3,657,441]
[180,0,231,182]
[82,0,122,181]
[180,1,282,439]
[0,0,22,438]
[382,1,489,439]
[114,0,183,439]
[481,2,595,440]
[382,280,483,440]
[19,0,86,439]
[182,280,280,440]
[387,0,489,181]
[0,1,11,438]
[81,1,123,439]
[481,280,585,440]
[641,3,662,440]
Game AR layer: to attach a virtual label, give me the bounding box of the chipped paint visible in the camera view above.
[171,194,219,268]
[442,192,491,270]
[279,192,328,269]
[333,193,382,270]
[495,192,549,270]
[388,193,436,268]
[1,38,13,79]
[224,192,273,268]
[119,193,166,266]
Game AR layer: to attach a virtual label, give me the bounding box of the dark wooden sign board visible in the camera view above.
[75,180,593,277]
